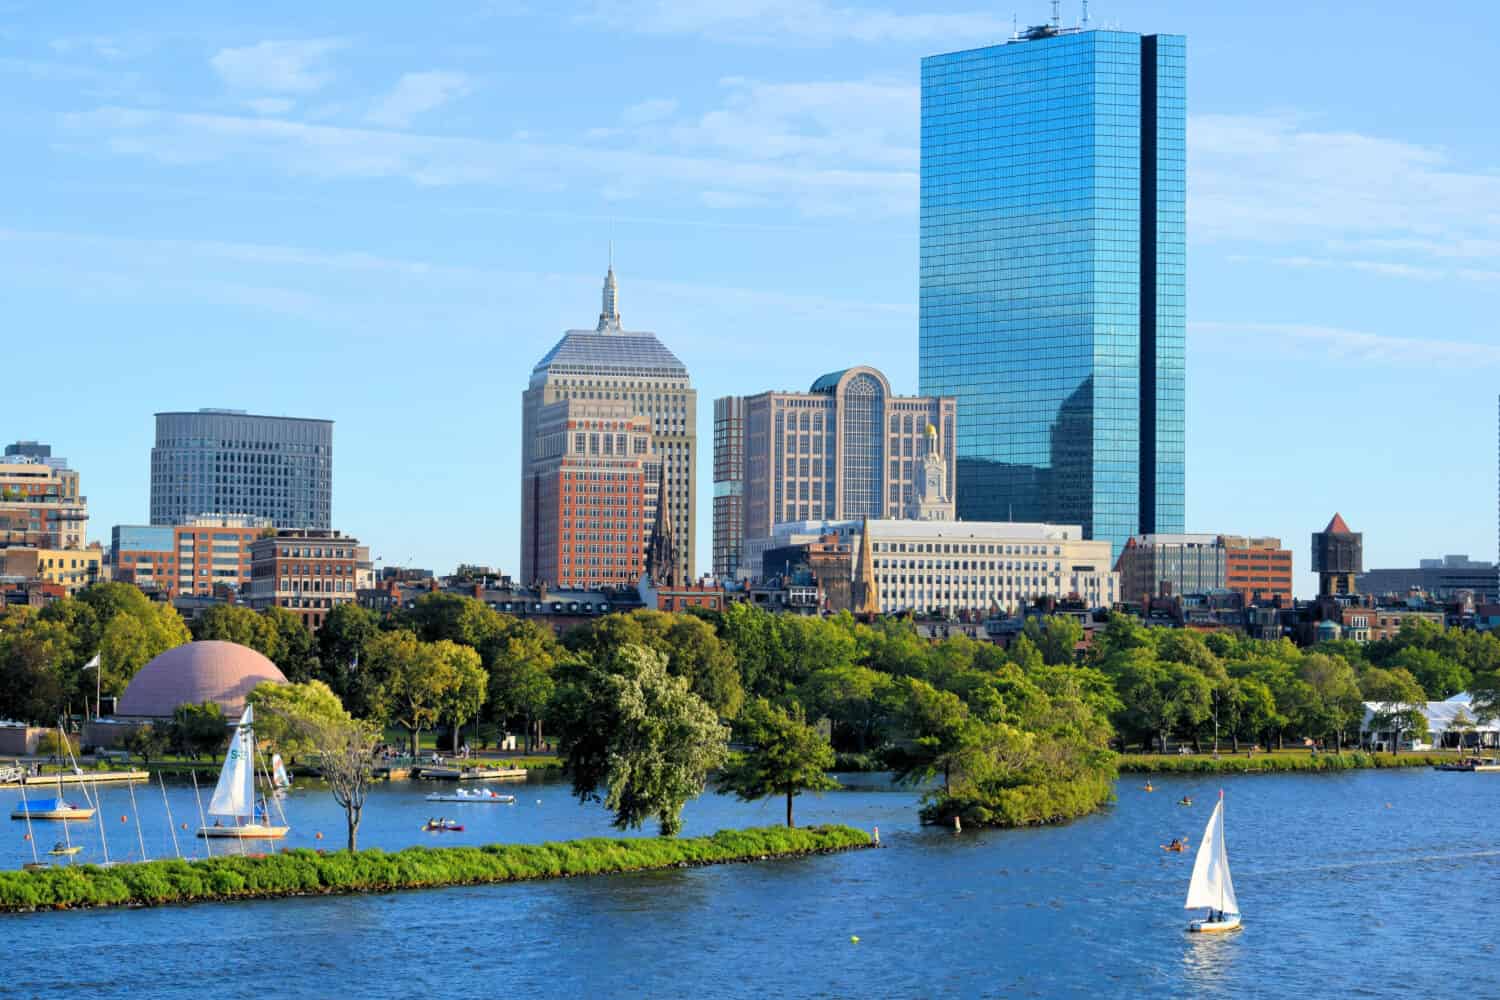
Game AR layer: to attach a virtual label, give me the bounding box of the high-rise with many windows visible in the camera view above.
[151,409,332,529]
[521,262,697,586]
[919,21,1185,556]
[720,366,956,566]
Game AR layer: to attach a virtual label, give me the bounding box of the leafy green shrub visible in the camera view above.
[1117,752,1447,774]
[0,825,871,912]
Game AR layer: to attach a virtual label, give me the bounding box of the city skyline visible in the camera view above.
[3,1,1498,595]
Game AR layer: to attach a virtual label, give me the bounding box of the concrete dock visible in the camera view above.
[417,766,528,781]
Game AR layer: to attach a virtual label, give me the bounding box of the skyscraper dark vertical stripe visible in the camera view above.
[1139,33,1159,535]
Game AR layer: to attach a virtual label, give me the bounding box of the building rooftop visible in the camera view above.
[531,331,688,383]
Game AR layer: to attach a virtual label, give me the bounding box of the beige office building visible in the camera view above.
[727,366,956,550]
[521,263,696,586]
[751,518,1117,615]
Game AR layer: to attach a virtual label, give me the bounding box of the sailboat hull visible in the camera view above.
[1188,914,1242,933]
[196,824,289,839]
[11,807,95,821]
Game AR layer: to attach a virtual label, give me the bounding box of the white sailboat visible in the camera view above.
[271,753,291,791]
[197,706,288,840]
[1185,790,1241,933]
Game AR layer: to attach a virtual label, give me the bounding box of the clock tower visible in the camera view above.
[912,423,954,521]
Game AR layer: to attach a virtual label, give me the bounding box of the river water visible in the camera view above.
[7,768,1500,998]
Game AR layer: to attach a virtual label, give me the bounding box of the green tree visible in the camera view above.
[1362,667,1430,753]
[261,607,320,683]
[1388,647,1469,702]
[362,630,459,756]
[401,592,506,649]
[98,601,190,696]
[315,602,380,704]
[438,642,487,752]
[486,621,559,751]
[1024,616,1084,666]
[550,644,729,836]
[247,680,350,758]
[191,604,276,653]
[717,698,838,827]
[125,723,169,764]
[257,686,379,851]
[798,664,895,752]
[1299,652,1364,749]
[583,610,743,718]
[890,678,985,795]
[169,701,227,761]
[0,628,65,724]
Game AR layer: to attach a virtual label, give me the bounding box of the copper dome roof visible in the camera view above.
[117,640,288,719]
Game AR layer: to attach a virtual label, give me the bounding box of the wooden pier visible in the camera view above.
[0,770,149,790]
[417,766,527,781]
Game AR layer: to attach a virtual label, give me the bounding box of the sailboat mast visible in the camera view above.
[19,783,38,866]
[127,779,148,861]
[1218,790,1225,915]
[190,768,213,858]
[158,770,182,860]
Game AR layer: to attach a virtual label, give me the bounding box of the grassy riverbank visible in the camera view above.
[1118,751,1448,773]
[0,825,871,913]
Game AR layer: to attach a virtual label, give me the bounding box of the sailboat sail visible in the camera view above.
[271,753,290,789]
[1185,796,1239,914]
[208,706,257,818]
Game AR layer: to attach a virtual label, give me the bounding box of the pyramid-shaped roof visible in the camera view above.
[1324,512,1352,534]
[531,329,687,383]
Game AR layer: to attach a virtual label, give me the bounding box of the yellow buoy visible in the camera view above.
[850,936,860,944]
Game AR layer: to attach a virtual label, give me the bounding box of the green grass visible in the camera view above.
[1118,751,1449,773]
[0,825,872,913]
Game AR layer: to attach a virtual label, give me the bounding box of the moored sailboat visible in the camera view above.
[1185,790,1241,933]
[197,706,289,840]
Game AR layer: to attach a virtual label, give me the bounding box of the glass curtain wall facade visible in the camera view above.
[919,28,1185,556]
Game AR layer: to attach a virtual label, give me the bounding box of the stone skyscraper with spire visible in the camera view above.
[520,257,697,588]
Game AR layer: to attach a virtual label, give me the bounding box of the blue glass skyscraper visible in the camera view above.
[919,23,1185,556]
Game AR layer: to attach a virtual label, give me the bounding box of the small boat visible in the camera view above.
[1161,839,1188,853]
[197,706,289,840]
[425,788,516,804]
[1178,797,1193,807]
[11,797,96,821]
[271,753,292,790]
[422,818,464,832]
[1186,790,1242,933]
[47,842,83,857]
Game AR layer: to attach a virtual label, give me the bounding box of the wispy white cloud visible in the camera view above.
[620,98,678,127]
[580,0,1013,45]
[61,100,915,214]
[210,39,345,93]
[1193,321,1500,368]
[1191,113,1500,244]
[244,97,295,116]
[366,71,473,128]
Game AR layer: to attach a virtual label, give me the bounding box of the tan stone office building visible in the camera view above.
[521,263,696,586]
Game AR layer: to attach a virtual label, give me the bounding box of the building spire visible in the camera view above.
[597,245,621,333]
[853,516,880,619]
[646,462,681,589]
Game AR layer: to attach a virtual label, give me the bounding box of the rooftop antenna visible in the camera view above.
[1012,12,1018,38]
[1051,0,1060,27]
[1082,0,1090,25]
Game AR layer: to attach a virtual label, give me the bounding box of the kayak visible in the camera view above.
[423,821,464,832]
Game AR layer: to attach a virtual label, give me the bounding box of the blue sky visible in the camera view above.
[3,1,1497,595]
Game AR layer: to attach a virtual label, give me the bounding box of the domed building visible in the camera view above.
[117,640,287,720]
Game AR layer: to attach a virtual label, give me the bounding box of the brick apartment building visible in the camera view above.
[245,528,360,629]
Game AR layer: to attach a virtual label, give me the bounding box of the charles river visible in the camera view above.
[7,768,1499,998]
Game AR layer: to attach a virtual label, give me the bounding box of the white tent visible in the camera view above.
[1361,693,1500,750]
